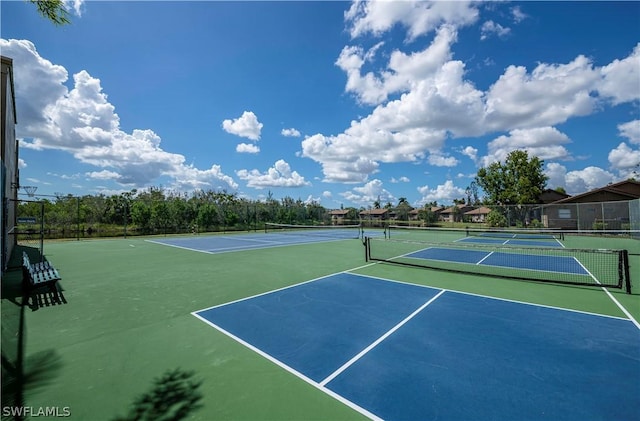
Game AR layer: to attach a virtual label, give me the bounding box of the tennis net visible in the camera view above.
[389,225,565,241]
[365,236,631,293]
[264,223,363,239]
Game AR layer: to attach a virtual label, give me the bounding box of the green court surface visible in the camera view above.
[2,231,639,420]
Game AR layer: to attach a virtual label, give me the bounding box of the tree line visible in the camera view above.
[16,188,329,239]
[15,150,555,238]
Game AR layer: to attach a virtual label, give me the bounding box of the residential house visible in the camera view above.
[465,206,492,223]
[359,208,389,226]
[538,189,570,204]
[440,204,475,223]
[542,180,640,229]
[329,209,350,225]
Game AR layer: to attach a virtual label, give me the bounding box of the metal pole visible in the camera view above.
[77,196,80,241]
[124,203,127,239]
[39,200,44,262]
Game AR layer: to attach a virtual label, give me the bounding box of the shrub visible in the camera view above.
[486,210,508,227]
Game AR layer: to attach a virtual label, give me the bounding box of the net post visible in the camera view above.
[364,236,370,262]
[622,250,631,294]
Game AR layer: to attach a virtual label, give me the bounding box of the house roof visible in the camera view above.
[550,179,640,204]
[359,208,389,215]
[465,206,492,215]
[329,209,350,215]
[538,189,570,203]
[440,204,474,214]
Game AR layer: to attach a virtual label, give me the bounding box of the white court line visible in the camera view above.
[192,263,378,314]
[191,268,637,421]
[146,235,352,255]
[574,257,640,330]
[191,311,383,421]
[319,289,446,387]
[351,271,634,323]
[476,251,494,265]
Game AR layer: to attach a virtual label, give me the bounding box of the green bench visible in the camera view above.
[22,251,61,290]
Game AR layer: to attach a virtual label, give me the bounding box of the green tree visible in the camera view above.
[130,200,152,232]
[465,181,480,205]
[29,0,71,25]
[486,210,508,227]
[475,150,548,225]
[345,207,359,222]
[394,198,412,221]
[418,206,438,225]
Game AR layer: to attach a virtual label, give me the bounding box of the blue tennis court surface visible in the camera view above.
[193,273,640,421]
[407,247,589,275]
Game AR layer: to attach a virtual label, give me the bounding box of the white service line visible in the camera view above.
[600,287,640,330]
[319,289,447,387]
[574,257,640,330]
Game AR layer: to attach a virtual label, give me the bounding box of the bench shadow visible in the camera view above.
[18,247,68,311]
[26,283,67,312]
[1,246,65,421]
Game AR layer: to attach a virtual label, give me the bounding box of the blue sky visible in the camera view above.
[1,1,639,208]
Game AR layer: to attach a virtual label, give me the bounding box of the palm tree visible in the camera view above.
[29,0,71,25]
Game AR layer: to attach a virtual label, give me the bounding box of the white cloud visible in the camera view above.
[618,120,640,144]
[608,143,640,173]
[461,146,478,162]
[322,191,332,199]
[480,127,572,167]
[281,128,301,137]
[428,154,459,167]
[1,38,238,192]
[63,0,85,17]
[345,0,479,41]
[303,56,483,181]
[172,164,239,192]
[340,179,395,206]
[390,176,410,183]
[335,24,457,106]
[87,170,120,180]
[2,40,68,141]
[222,111,263,140]
[480,20,511,40]
[236,159,310,189]
[485,56,600,130]
[511,6,527,23]
[545,162,617,195]
[416,180,466,205]
[304,195,321,205]
[236,143,260,154]
[565,166,617,193]
[598,43,640,105]
[544,162,568,191]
